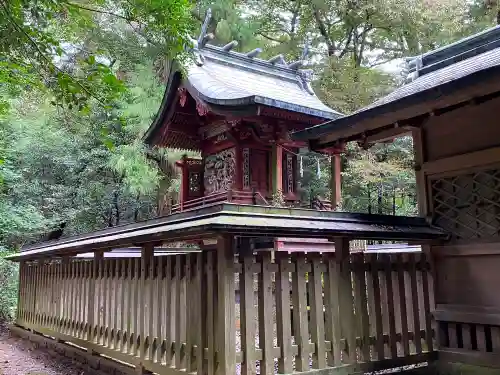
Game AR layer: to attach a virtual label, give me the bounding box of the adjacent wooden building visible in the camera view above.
[294,24,500,370]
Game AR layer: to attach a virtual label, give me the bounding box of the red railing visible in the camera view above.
[171,190,336,213]
[171,189,270,213]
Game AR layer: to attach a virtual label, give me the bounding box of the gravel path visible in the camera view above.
[0,324,99,375]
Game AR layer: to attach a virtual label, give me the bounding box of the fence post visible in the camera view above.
[88,251,103,353]
[216,235,236,375]
[334,237,356,363]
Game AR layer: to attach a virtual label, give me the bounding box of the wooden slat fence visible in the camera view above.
[434,305,500,366]
[16,249,434,375]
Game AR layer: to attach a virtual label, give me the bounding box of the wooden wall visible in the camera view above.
[418,97,500,366]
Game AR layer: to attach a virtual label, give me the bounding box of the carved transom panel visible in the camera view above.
[286,153,294,193]
[242,148,250,189]
[204,148,236,195]
[430,167,500,241]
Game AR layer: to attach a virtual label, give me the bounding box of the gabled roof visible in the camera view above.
[184,43,340,119]
[144,19,341,148]
[293,25,500,146]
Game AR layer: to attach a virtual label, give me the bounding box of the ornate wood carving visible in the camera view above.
[189,172,202,194]
[242,148,250,189]
[196,101,209,116]
[199,121,228,140]
[178,88,187,107]
[204,147,236,194]
[286,153,294,193]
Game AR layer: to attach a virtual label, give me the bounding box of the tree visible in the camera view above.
[0,0,193,115]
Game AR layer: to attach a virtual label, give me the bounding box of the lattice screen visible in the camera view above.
[430,167,500,240]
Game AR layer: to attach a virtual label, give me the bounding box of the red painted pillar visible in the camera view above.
[272,144,283,194]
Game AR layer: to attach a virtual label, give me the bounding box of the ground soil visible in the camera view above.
[0,324,98,375]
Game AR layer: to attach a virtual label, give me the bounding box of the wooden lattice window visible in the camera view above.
[430,167,500,241]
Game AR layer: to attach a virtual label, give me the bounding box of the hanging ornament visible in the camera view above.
[316,157,321,179]
[300,156,304,177]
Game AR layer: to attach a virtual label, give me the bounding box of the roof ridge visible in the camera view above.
[406,25,500,81]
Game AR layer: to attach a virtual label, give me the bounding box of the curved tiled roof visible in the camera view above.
[185,44,341,119]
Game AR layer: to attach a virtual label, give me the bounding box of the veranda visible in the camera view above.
[9,204,445,375]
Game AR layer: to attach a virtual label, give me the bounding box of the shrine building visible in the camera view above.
[144,28,343,212]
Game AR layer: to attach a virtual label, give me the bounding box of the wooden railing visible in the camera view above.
[171,189,269,213]
[16,247,435,375]
[172,191,335,213]
[435,305,500,366]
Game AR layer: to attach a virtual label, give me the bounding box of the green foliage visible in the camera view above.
[0,249,18,322]
[0,0,193,115]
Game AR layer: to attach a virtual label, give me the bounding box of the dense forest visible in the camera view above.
[1,0,499,264]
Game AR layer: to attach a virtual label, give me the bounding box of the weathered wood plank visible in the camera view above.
[336,237,356,364]
[216,235,236,375]
[175,254,186,369]
[126,257,134,353]
[103,259,110,346]
[258,251,274,375]
[205,251,215,375]
[111,259,119,349]
[462,324,472,350]
[148,250,155,361]
[409,254,422,353]
[275,252,292,374]
[291,253,309,371]
[369,254,385,360]
[396,254,410,356]
[353,253,370,362]
[165,255,173,366]
[155,255,163,363]
[240,246,256,375]
[309,253,326,368]
[185,253,193,371]
[477,325,487,352]
[133,257,140,356]
[382,254,398,359]
[491,326,500,352]
[194,253,203,375]
[448,323,458,349]
[140,245,153,363]
[119,258,126,352]
[323,252,342,366]
[420,253,433,352]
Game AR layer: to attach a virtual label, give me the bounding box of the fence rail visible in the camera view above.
[16,248,434,375]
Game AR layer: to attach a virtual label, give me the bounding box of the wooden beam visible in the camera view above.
[365,127,412,144]
[422,145,500,175]
[330,154,341,210]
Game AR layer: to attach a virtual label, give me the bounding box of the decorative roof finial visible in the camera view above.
[246,48,262,58]
[222,40,238,51]
[268,54,287,65]
[197,8,212,48]
[287,60,304,70]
